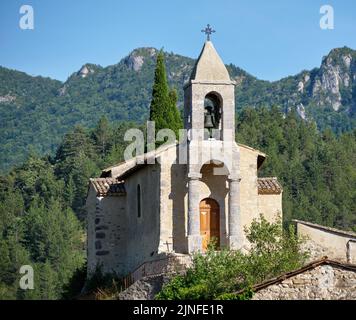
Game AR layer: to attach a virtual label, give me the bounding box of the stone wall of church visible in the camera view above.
[169,163,188,253]
[86,186,127,275]
[122,164,161,275]
[252,265,356,300]
[159,145,186,253]
[87,164,162,277]
[86,186,98,274]
[257,194,283,223]
[239,147,260,248]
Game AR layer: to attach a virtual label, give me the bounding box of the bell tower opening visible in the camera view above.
[204,92,222,140]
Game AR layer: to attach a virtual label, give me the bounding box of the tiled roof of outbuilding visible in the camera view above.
[90,178,126,196]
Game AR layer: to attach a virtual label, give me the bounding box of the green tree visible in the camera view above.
[23,198,85,297]
[156,216,307,300]
[92,116,112,158]
[149,50,170,132]
[55,126,99,217]
[149,51,182,140]
[168,88,183,137]
[12,154,65,209]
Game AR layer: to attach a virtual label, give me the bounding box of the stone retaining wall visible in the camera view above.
[118,274,170,300]
[295,220,356,264]
[252,264,356,300]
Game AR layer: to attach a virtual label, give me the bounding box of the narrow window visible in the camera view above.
[137,184,141,218]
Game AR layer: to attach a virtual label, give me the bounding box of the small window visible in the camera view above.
[137,184,142,218]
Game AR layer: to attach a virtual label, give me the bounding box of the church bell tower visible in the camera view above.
[183,27,242,253]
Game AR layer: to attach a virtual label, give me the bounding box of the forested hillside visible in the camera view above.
[1,107,355,299]
[236,107,356,230]
[0,118,136,299]
[1,46,355,171]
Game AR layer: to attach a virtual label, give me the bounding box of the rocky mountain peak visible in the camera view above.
[78,64,96,78]
[124,47,158,72]
[311,47,355,111]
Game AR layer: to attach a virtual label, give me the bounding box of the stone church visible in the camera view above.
[86,40,283,277]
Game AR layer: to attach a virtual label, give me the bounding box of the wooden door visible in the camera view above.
[200,198,220,251]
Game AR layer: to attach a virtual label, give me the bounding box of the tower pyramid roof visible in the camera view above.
[190,41,231,81]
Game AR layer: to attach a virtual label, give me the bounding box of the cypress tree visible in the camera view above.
[169,88,183,137]
[149,50,183,139]
[149,50,170,132]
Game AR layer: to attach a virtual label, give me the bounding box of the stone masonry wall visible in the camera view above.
[239,147,260,250]
[252,265,356,300]
[296,222,356,264]
[118,274,169,300]
[257,194,282,224]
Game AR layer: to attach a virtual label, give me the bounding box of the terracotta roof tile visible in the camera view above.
[257,177,282,195]
[91,177,281,196]
[90,178,126,197]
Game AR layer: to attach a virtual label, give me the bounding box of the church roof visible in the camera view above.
[190,41,231,82]
[101,142,178,178]
[257,177,283,195]
[102,142,267,178]
[90,178,126,196]
[92,167,281,197]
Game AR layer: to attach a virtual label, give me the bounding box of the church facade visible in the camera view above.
[86,40,283,276]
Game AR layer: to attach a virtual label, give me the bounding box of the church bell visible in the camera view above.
[204,113,214,129]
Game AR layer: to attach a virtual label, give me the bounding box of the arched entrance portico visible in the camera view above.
[200,198,220,251]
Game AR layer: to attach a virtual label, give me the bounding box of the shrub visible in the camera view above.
[83,264,122,299]
[156,216,308,300]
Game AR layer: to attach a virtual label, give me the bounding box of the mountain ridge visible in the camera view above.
[0,46,355,171]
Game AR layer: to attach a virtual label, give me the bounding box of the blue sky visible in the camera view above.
[0,0,355,82]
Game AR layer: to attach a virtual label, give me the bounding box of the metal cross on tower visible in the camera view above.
[201,24,215,41]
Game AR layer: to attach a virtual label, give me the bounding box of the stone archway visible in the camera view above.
[200,198,220,251]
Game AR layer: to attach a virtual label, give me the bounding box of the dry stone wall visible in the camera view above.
[253,265,356,300]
